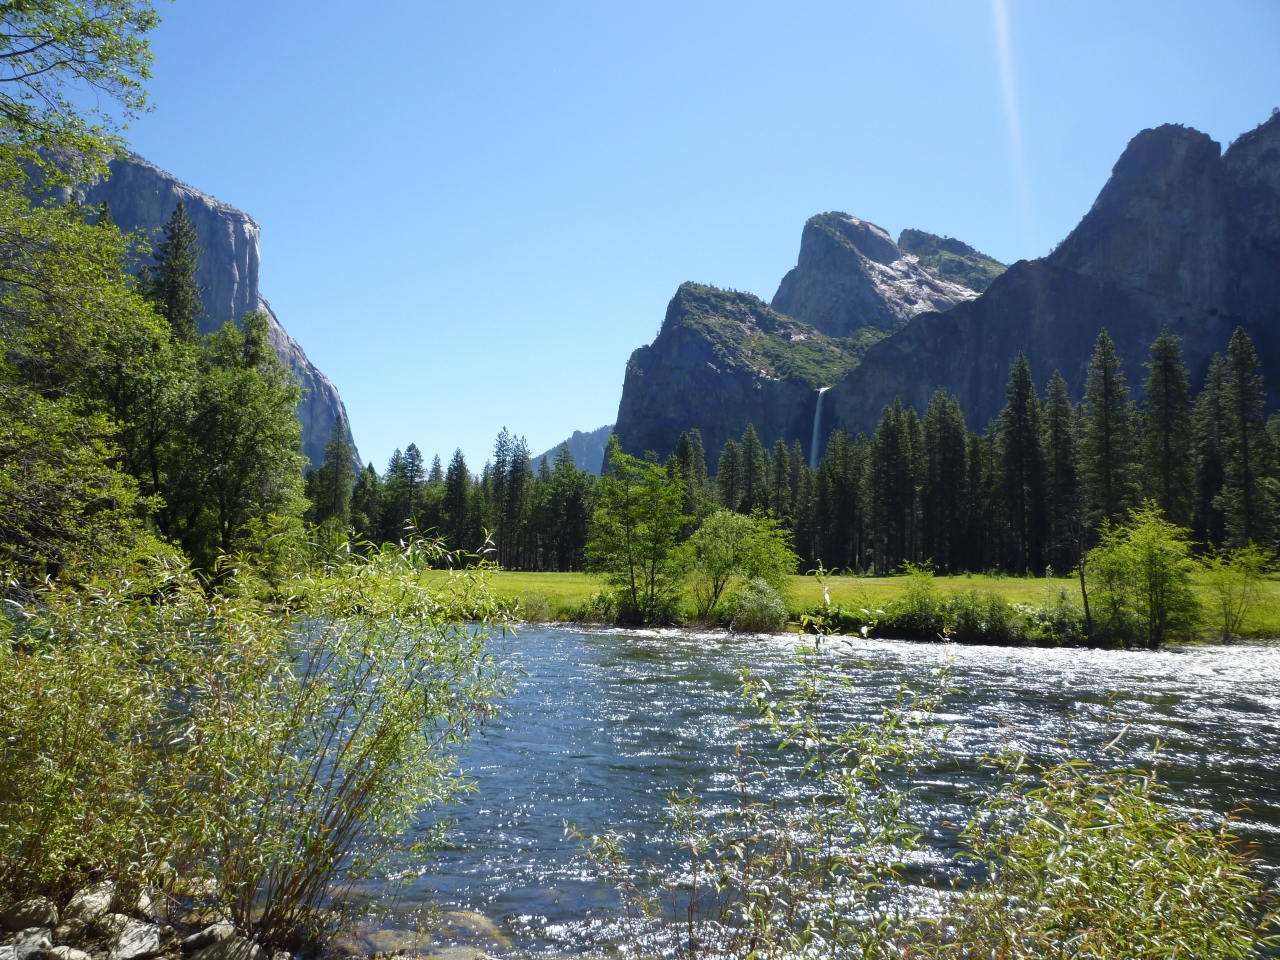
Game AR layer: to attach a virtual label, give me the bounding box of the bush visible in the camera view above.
[516,590,554,622]
[726,578,789,633]
[0,539,509,948]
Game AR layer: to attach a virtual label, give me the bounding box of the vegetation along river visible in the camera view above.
[395,627,1280,955]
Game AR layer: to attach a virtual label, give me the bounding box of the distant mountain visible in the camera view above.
[76,153,358,469]
[533,424,613,476]
[896,229,1007,293]
[612,111,1280,468]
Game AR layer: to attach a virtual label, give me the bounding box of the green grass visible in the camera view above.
[430,569,1280,640]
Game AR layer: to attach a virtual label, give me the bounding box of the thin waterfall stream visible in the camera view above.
[810,386,830,469]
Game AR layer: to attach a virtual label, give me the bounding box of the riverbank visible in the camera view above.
[425,569,1280,640]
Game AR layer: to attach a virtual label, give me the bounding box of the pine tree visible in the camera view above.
[428,454,444,486]
[1140,326,1194,527]
[673,431,707,517]
[143,202,204,341]
[788,440,805,501]
[1042,371,1081,572]
[739,424,768,512]
[717,438,742,510]
[350,464,382,541]
[1193,355,1228,546]
[1217,327,1275,548]
[921,388,969,572]
[867,400,917,571]
[404,443,425,524]
[1080,330,1138,528]
[770,438,791,519]
[443,448,471,552]
[309,418,356,528]
[998,353,1047,572]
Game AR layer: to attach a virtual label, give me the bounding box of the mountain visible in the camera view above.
[533,424,613,476]
[613,282,885,463]
[896,229,1007,292]
[77,153,357,469]
[825,114,1280,445]
[769,213,978,336]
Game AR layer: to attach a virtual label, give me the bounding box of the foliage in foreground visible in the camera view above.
[579,643,1275,958]
[0,538,510,948]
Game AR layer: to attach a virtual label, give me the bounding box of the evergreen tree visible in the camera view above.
[788,440,805,502]
[820,430,868,570]
[717,438,742,511]
[350,465,382,542]
[443,448,471,552]
[1193,355,1228,546]
[998,353,1047,572]
[770,438,791,519]
[791,465,819,567]
[1042,371,1081,572]
[1080,330,1138,528]
[921,388,969,572]
[867,400,917,571]
[381,448,410,541]
[1217,327,1275,547]
[403,443,425,522]
[739,424,769,513]
[428,454,444,486]
[673,430,707,518]
[143,202,204,342]
[1140,326,1194,527]
[308,418,355,529]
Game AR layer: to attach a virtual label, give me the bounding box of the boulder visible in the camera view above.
[12,928,53,960]
[181,924,234,953]
[63,883,115,926]
[48,947,90,960]
[107,920,161,960]
[52,922,85,946]
[190,937,266,960]
[1,900,58,932]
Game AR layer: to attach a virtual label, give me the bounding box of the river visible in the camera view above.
[388,626,1280,956]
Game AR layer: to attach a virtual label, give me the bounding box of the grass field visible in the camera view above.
[425,569,1280,639]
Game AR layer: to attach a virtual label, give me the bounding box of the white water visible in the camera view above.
[810,386,830,469]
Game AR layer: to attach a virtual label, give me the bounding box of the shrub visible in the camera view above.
[1200,543,1272,641]
[516,590,554,622]
[726,578,789,633]
[0,539,509,948]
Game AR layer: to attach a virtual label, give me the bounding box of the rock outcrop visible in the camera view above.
[826,115,1280,440]
[614,283,877,463]
[896,229,1007,293]
[769,213,978,336]
[533,424,613,476]
[78,153,357,469]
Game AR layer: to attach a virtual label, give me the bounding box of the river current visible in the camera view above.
[393,627,1280,955]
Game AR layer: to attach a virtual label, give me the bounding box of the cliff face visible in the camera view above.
[79,154,357,469]
[614,283,874,463]
[826,115,1280,439]
[770,213,978,336]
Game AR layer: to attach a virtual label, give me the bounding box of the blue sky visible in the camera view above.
[123,1,1280,471]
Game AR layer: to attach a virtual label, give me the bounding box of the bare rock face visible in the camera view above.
[78,154,358,469]
[614,283,867,463]
[826,114,1280,437]
[770,213,977,337]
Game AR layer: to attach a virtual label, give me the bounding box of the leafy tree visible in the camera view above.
[141,202,204,341]
[587,436,687,623]
[1140,326,1194,527]
[1216,327,1276,548]
[998,353,1046,573]
[686,509,798,618]
[1086,502,1198,649]
[1080,330,1138,528]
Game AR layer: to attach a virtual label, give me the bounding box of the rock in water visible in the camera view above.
[1,900,58,932]
[76,153,359,470]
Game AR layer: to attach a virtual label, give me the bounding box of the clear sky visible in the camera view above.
[122,1,1280,472]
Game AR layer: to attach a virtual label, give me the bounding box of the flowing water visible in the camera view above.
[392,627,1280,956]
[809,387,830,470]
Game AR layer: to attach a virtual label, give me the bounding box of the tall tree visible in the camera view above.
[921,388,969,572]
[1140,326,1194,527]
[1042,371,1081,572]
[350,465,382,542]
[717,438,742,511]
[143,202,204,342]
[443,449,471,553]
[739,424,769,513]
[867,400,918,572]
[307,418,355,529]
[1080,330,1138,528]
[1193,355,1229,547]
[1217,327,1275,548]
[770,438,792,519]
[998,353,1047,572]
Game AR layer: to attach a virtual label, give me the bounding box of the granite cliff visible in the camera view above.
[77,154,357,469]
[825,113,1280,441]
[614,218,1001,462]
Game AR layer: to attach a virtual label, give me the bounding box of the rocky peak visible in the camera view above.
[770,211,977,337]
[897,228,1007,293]
[78,154,358,469]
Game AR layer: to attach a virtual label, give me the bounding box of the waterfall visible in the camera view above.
[809,387,830,470]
